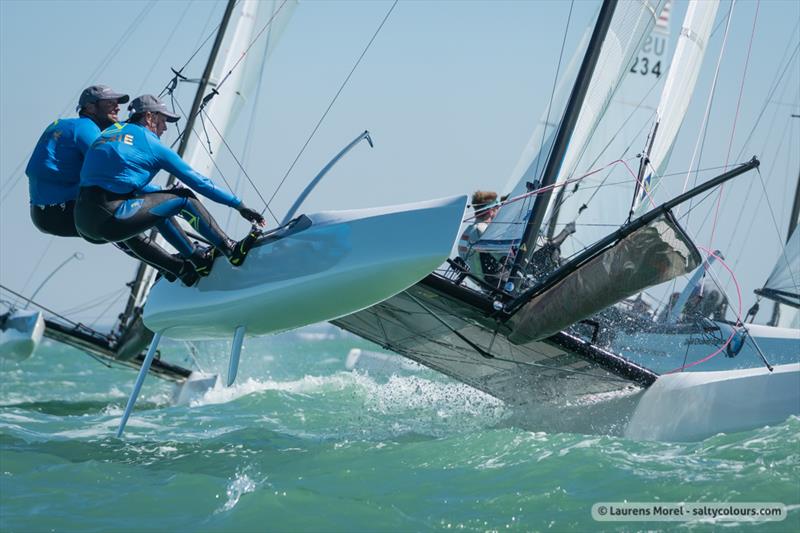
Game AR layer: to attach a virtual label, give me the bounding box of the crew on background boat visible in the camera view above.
[458,190,503,282]
[75,94,266,285]
[526,221,577,283]
[24,85,199,284]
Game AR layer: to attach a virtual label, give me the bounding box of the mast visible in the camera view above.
[115,0,238,338]
[173,0,237,169]
[511,0,618,277]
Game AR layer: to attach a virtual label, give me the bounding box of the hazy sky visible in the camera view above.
[0,0,798,326]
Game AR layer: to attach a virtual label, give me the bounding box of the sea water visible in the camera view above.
[1,326,798,532]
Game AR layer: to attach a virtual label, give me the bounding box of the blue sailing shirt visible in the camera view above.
[80,122,241,208]
[26,117,100,205]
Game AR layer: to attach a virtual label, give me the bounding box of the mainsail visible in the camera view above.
[185,0,297,178]
[632,0,720,215]
[116,0,296,349]
[477,0,667,265]
[547,0,674,257]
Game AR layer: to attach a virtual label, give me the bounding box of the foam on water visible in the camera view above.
[1,328,798,531]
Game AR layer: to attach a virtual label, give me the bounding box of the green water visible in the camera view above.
[1,327,798,532]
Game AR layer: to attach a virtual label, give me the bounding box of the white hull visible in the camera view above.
[144,196,467,340]
[611,322,800,373]
[0,310,44,361]
[625,363,800,441]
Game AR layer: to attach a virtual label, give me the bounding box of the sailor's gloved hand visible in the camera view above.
[564,222,577,235]
[238,205,266,226]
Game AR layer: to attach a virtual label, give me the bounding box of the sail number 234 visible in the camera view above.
[630,34,666,78]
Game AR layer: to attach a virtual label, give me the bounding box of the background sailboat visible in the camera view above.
[0,0,296,383]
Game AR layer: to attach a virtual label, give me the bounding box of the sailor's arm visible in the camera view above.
[550,222,576,247]
[153,142,242,208]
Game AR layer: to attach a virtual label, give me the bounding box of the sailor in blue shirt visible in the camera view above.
[25,86,202,286]
[76,95,265,281]
[26,85,129,236]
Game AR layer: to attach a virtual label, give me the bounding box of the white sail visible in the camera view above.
[546,0,673,256]
[632,0,720,215]
[185,0,297,176]
[478,0,667,254]
[119,0,298,331]
[761,227,800,328]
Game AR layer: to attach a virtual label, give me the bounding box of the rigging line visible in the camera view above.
[58,288,128,317]
[723,100,797,255]
[542,75,661,232]
[708,0,760,249]
[534,0,575,182]
[722,124,793,282]
[710,1,733,38]
[754,167,799,291]
[168,98,238,197]
[266,0,399,210]
[136,0,196,95]
[733,30,800,162]
[680,1,736,220]
[80,350,114,370]
[666,246,744,373]
[777,114,795,226]
[546,0,662,192]
[1,1,157,205]
[164,0,289,151]
[225,2,276,232]
[66,0,158,116]
[0,157,25,198]
[69,2,156,112]
[20,236,55,294]
[562,101,659,225]
[212,0,289,97]
[158,0,243,97]
[88,289,128,329]
[0,284,104,334]
[482,157,643,220]
[199,109,280,224]
[406,292,495,359]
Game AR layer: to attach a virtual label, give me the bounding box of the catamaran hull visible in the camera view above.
[0,310,44,361]
[625,363,800,441]
[609,322,800,374]
[144,196,468,340]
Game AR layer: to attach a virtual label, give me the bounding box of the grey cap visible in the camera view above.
[128,94,180,122]
[76,85,129,111]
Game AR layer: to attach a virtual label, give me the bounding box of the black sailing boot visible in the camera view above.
[188,246,220,278]
[177,260,201,287]
[229,225,262,267]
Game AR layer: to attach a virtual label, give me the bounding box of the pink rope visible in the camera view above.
[461,158,655,223]
[665,247,744,373]
[708,0,760,248]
